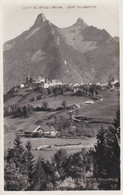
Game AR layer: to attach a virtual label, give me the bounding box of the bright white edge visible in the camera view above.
[0,0,123,195]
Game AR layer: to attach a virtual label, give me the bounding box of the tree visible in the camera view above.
[93,126,120,178]
[65,149,92,180]
[4,161,29,191]
[93,126,107,178]
[5,132,29,190]
[112,109,120,147]
[23,105,30,117]
[42,101,48,110]
[8,132,26,171]
[29,77,33,83]
[32,155,47,190]
[42,160,57,189]
[25,140,35,188]
[113,109,120,129]
[53,87,57,97]
[52,149,68,180]
[89,84,96,96]
[93,110,120,189]
[62,100,67,110]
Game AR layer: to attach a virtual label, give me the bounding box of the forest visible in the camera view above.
[4,110,120,190]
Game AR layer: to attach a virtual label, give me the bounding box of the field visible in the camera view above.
[31,137,96,161]
[4,93,94,134]
[5,90,91,108]
[4,90,119,160]
[79,90,119,121]
[4,135,96,161]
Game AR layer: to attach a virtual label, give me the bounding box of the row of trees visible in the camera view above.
[4,132,95,190]
[92,109,120,189]
[4,104,34,118]
[34,84,102,98]
[4,110,120,190]
[4,100,68,118]
[76,84,101,97]
[5,82,102,105]
[5,132,57,190]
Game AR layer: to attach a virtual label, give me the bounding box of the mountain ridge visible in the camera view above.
[3,13,119,93]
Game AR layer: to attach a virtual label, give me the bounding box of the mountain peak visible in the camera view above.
[4,13,119,93]
[34,13,46,26]
[75,17,87,28]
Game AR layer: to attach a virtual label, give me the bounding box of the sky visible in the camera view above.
[3,4,119,43]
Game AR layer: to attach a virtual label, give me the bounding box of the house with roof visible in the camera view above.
[73,83,80,87]
[24,125,43,137]
[34,76,45,83]
[24,124,57,138]
[49,126,57,137]
[44,83,49,89]
[20,83,25,89]
[49,79,62,86]
[41,125,57,137]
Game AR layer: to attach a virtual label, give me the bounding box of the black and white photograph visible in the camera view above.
[2,0,121,192]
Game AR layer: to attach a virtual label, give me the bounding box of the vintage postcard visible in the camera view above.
[0,0,122,194]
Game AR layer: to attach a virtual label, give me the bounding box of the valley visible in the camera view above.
[4,82,119,160]
[3,12,120,191]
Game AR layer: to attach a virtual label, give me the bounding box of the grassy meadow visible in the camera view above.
[4,90,119,160]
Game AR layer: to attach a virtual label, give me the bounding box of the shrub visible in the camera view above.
[42,101,48,109]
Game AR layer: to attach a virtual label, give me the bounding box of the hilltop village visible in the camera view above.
[6,75,119,99]
[4,75,119,140]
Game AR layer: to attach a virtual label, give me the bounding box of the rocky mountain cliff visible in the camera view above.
[3,13,119,93]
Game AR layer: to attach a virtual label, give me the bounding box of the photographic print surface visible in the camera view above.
[3,3,120,191]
